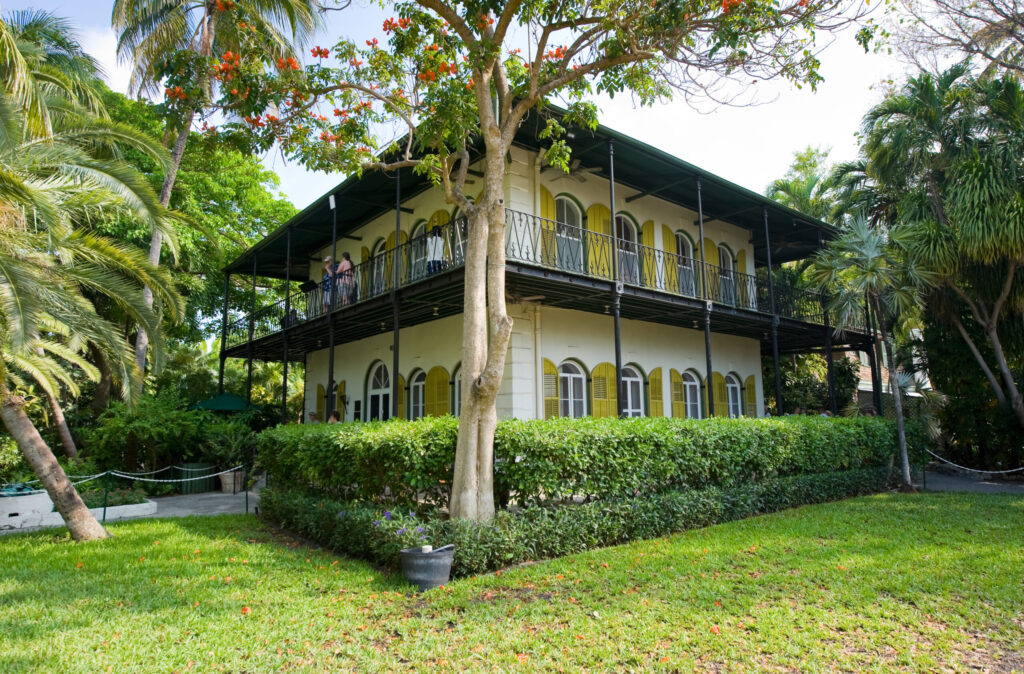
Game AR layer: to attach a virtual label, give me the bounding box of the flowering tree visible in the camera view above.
[230,0,869,521]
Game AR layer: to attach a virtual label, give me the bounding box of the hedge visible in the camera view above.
[257,416,921,507]
[260,466,895,578]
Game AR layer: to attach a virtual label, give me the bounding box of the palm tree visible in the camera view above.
[112,0,321,374]
[0,17,183,541]
[812,217,935,490]
[859,66,1024,428]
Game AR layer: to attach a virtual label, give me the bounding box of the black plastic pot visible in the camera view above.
[399,544,455,591]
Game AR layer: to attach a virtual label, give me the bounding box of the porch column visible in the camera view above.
[218,272,230,394]
[696,176,714,417]
[819,232,837,415]
[392,171,401,419]
[609,140,623,417]
[281,227,291,423]
[326,194,339,418]
[763,207,783,415]
[246,256,256,406]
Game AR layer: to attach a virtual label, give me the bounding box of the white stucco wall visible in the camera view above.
[303,303,764,421]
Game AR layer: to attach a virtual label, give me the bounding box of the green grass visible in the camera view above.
[1,493,1022,672]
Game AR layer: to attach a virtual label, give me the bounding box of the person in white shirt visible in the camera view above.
[426,226,445,274]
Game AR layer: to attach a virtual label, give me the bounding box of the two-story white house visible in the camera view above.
[220,109,876,423]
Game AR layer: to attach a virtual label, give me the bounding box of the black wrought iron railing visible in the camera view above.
[225,208,862,349]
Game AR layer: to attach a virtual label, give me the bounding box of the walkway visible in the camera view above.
[921,470,1024,495]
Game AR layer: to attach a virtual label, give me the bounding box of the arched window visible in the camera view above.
[718,244,736,305]
[616,215,639,283]
[409,220,428,281]
[371,238,388,296]
[367,362,390,421]
[682,371,701,419]
[621,366,644,417]
[558,361,586,418]
[409,370,426,420]
[675,232,696,296]
[725,373,742,418]
[554,196,584,272]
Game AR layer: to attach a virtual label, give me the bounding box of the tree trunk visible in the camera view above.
[449,115,513,521]
[89,342,113,416]
[873,296,913,490]
[985,323,1024,428]
[48,393,78,459]
[950,314,1006,406]
[1,391,108,541]
[133,112,194,376]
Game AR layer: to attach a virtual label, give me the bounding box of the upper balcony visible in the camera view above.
[223,209,867,359]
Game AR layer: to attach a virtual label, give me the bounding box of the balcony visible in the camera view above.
[225,209,864,353]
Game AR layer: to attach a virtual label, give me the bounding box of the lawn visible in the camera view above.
[1,493,1022,672]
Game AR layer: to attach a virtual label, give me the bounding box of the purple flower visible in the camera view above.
[373,520,380,527]
[384,511,391,520]
[416,526,423,533]
[421,535,427,540]
[397,528,406,535]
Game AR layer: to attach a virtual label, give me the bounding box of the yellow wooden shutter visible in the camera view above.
[543,358,559,419]
[703,238,719,268]
[591,362,617,418]
[662,225,678,292]
[649,367,663,417]
[744,375,757,417]
[539,186,557,264]
[735,249,748,307]
[316,384,325,422]
[336,380,346,419]
[712,371,728,418]
[640,220,656,287]
[424,366,450,417]
[586,204,612,278]
[670,369,685,418]
[702,375,710,418]
[385,230,409,287]
[396,375,406,420]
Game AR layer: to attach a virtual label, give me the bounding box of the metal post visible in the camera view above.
[609,140,623,417]
[281,227,291,423]
[392,171,401,419]
[101,471,110,523]
[218,273,230,394]
[696,177,715,418]
[763,207,783,415]
[326,195,338,418]
[246,256,256,406]
[819,231,837,415]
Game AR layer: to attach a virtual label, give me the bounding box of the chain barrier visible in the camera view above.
[925,448,1024,475]
[108,465,243,483]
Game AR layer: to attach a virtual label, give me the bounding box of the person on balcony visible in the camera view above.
[322,256,339,310]
[337,251,355,305]
[426,226,445,274]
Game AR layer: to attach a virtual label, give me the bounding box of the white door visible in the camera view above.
[368,362,390,421]
[622,366,644,417]
[555,197,584,272]
[676,233,696,296]
[718,245,736,305]
[617,216,639,284]
[558,362,586,418]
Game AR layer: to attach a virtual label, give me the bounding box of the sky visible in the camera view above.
[9,0,912,209]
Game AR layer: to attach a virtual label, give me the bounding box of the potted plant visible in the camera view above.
[399,544,455,591]
[202,422,254,494]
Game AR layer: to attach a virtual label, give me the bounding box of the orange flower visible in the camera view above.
[710,625,720,634]
[515,654,528,663]
[241,606,251,615]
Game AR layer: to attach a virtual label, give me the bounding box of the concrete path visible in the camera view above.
[150,489,261,517]
[920,470,1024,495]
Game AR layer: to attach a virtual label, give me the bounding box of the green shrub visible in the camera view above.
[73,487,148,509]
[260,466,893,579]
[258,416,918,507]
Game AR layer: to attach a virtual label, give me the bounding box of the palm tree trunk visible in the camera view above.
[89,342,113,415]
[873,296,913,490]
[1,390,108,541]
[133,110,193,375]
[47,393,78,459]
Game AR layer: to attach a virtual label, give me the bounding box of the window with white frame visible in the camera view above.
[368,362,390,421]
[409,370,425,420]
[718,244,735,305]
[683,371,701,419]
[676,232,696,296]
[558,362,586,418]
[554,196,583,272]
[725,373,742,418]
[622,366,644,417]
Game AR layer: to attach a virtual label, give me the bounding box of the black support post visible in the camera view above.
[609,140,624,417]
[326,195,338,418]
[819,231,837,415]
[281,227,292,423]
[696,177,714,418]
[763,207,783,415]
[246,256,256,406]
[392,171,401,419]
[218,272,230,394]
